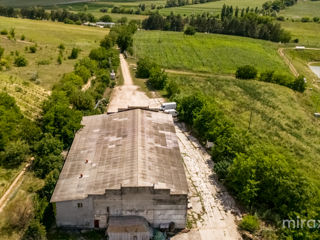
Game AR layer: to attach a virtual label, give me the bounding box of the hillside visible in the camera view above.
[280,0,320,19]
[133,30,291,75]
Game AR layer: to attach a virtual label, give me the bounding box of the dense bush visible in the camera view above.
[148,66,168,90]
[0,140,29,167]
[29,45,37,53]
[184,26,196,35]
[68,47,80,59]
[23,220,47,240]
[136,58,157,78]
[75,65,91,83]
[99,15,112,22]
[0,46,4,59]
[235,65,258,79]
[14,55,28,67]
[239,215,260,233]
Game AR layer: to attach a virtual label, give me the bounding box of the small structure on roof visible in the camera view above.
[50,109,188,230]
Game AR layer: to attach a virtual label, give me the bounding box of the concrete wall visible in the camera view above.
[56,187,187,229]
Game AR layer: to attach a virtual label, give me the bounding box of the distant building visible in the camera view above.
[50,109,188,231]
[96,22,116,28]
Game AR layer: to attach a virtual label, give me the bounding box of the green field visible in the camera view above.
[0,0,90,7]
[280,0,320,19]
[0,17,108,89]
[133,30,290,75]
[280,21,320,47]
[159,0,266,16]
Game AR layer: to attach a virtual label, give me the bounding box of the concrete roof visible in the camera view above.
[51,109,188,202]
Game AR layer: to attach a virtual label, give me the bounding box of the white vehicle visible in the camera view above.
[160,102,176,111]
[164,109,178,117]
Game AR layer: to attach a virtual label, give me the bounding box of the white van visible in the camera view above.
[160,102,177,111]
[164,109,178,117]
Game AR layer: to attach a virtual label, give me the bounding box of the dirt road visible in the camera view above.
[107,54,163,113]
[0,162,30,213]
[108,55,242,239]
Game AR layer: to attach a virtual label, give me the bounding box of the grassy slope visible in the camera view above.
[133,30,290,75]
[0,17,108,90]
[169,73,320,187]
[159,0,266,16]
[280,21,320,47]
[280,0,320,19]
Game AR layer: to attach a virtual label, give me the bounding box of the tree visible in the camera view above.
[33,154,63,179]
[136,58,157,78]
[235,65,257,79]
[116,29,133,52]
[14,55,28,67]
[68,47,80,59]
[70,90,95,111]
[291,75,306,93]
[184,26,196,35]
[99,15,112,22]
[75,65,91,83]
[0,140,29,168]
[148,66,168,90]
[34,133,63,158]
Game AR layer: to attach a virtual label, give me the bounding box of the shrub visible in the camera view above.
[313,17,320,22]
[0,46,4,59]
[184,26,196,35]
[21,34,25,40]
[9,28,15,39]
[235,65,257,79]
[69,47,80,59]
[75,65,91,83]
[291,75,306,93]
[239,215,260,233]
[57,55,62,65]
[14,55,28,67]
[165,79,180,98]
[99,15,112,22]
[29,45,37,53]
[23,220,47,240]
[58,43,65,51]
[301,17,310,22]
[148,66,168,90]
[0,140,29,167]
[0,29,8,35]
[136,58,157,78]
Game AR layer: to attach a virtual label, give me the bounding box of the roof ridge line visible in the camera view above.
[137,109,141,186]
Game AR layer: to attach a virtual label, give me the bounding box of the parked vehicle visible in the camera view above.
[160,102,176,111]
[164,109,178,117]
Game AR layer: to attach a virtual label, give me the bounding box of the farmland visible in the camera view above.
[159,0,266,16]
[280,0,320,19]
[133,30,290,75]
[0,16,108,90]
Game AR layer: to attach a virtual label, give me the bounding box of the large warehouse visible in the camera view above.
[50,108,188,231]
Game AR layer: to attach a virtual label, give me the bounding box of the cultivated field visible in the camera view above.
[280,0,320,19]
[133,30,290,75]
[159,0,266,16]
[0,17,108,89]
[167,73,320,188]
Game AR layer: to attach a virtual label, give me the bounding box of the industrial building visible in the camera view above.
[50,109,188,234]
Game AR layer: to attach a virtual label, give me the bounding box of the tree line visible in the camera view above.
[0,22,137,239]
[0,6,96,24]
[165,0,216,8]
[142,9,291,43]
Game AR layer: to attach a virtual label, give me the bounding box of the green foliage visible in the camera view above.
[148,66,168,90]
[0,29,8,35]
[99,15,112,22]
[29,45,37,53]
[76,57,97,75]
[57,55,62,65]
[9,27,15,39]
[41,91,82,147]
[89,47,119,69]
[236,65,258,79]
[70,90,95,111]
[75,65,91,83]
[165,79,180,98]
[0,46,4,59]
[239,215,260,233]
[54,72,83,96]
[0,140,29,168]
[184,26,196,35]
[14,55,28,67]
[291,75,306,93]
[136,58,157,78]
[23,220,47,240]
[68,47,80,59]
[21,34,25,40]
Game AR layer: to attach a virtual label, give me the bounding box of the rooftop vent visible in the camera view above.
[79,174,83,178]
